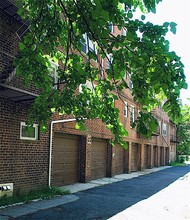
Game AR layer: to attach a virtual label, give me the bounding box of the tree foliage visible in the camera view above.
[177,104,190,155]
[15,0,187,146]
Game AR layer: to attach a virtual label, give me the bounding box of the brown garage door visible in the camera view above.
[91,138,108,180]
[52,133,79,186]
[131,143,140,172]
[115,144,125,175]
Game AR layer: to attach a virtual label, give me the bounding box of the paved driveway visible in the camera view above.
[1,166,190,220]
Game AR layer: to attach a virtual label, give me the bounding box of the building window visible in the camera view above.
[106,53,113,69]
[122,27,127,36]
[108,22,114,32]
[79,80,94,93]
[49,60,59,89]
[129,73,133,90]
[20,122,39,140]
[130,106,135,126]
[124,101,128,118]
[123,72,127,81]
[81,33,96,54]
[79,80,95,105]
[162,123,167,136]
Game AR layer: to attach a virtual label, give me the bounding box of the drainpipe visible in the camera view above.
[48,118,77,188]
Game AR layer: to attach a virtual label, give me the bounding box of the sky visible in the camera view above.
[136,0,190,105]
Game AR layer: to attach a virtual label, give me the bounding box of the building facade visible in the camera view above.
[0,0,177,196]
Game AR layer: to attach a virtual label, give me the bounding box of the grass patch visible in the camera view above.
[0,187,70,207]
[169,161,187,166]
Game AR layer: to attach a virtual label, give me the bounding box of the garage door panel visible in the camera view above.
[52,133,79,186]
[115,144,125,175]
[131,144,140,172]
[91,138,108,180]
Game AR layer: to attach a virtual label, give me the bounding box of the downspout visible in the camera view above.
[48,118,77,188]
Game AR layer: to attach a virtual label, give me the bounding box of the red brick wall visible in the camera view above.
[0,97,49,194]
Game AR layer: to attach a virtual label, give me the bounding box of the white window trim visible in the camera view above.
[109,22,114,32]
[79,80,95,93]
[124,101,128,118]
[162,123,167,136]
[129,73,133,90]
[106,53,113,69]
[123,72,127,81]
[122,27,127,36]
[130,105,135,124]
[20,122,39,141]
[49,60,59,89]
[81,33,97,55]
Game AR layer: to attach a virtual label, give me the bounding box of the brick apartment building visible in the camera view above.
[0,0,177,196]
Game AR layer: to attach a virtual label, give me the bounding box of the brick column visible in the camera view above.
[157,146,161,167]
[163,146,166,166]
[126,141,132,173]
[140,143,145,171]
[107,143,115,177]
[79,135,91,183]
[79,136,86,182]
[149,145,154,168]
[154,146,157,167]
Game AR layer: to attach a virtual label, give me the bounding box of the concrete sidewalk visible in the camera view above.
[0,166,171,219]
[109,170,190,220]
[61,166,170,193]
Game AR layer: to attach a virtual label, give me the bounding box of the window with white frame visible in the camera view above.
[106,53,113,69]
[79,80,95,106]
[122,71,127,81]
[20,122,39,140]
[162,123,167,136]
[122,27,127,36]
[124,101,128,118]
[108,22,114,32]
[49,60,59,89]
[79,80,94,93]
[128,73,133,90]
[130,106,135,126]
[81,33,97,54]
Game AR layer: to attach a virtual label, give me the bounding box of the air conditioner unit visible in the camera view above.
[0,183,13,198]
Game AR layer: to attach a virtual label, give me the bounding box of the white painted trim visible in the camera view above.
[20,122,38,140]
[124,101,128,118]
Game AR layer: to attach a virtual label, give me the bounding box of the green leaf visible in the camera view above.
[141,15,146,20]
[170,22,177,34]
[163,22,169,27]
[19,42,25,51]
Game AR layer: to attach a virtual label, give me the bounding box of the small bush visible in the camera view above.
[179,156,185,163]
[176,155,185,163]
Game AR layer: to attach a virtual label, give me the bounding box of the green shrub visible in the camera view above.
[0,187,70,207]
[179,156,185,163]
